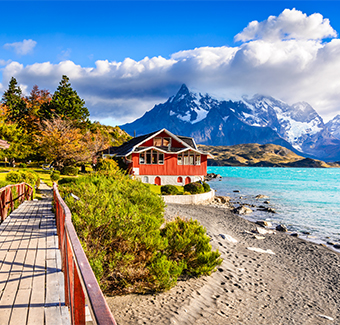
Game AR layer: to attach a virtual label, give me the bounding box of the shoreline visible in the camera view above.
[106,203,340,324]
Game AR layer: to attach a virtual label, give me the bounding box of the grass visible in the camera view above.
[0,166,81,188]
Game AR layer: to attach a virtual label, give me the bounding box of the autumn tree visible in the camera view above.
[35,117,92,169]
[2,77,27,127]
[41,75,90,124]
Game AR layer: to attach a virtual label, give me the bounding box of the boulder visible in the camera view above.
[256,220,272,227]
[258,207,276,213]
[216,196,231,204]
[264,200,270,204]
[291,233,299,237]
[333,244,340,249]
[276,224,288,232]
[255,194,269,199]
[233,205,252,214]
[233,190,240,193]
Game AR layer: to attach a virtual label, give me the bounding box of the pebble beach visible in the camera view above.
[106,203,340,325]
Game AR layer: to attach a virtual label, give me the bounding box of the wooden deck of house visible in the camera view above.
[0,193,70,324]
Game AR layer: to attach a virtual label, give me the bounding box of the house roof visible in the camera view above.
[0,139,10,150]
[101,129,213,158]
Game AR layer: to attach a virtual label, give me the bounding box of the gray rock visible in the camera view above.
[276,224,288,232]
[233,205,253,214]
[263,200,270,204]
[258,207,276,213]
[255,194,269,199]
[291,233,299,237]
[233,190,240,193]
[256,220,272,227]
[333,244,340,249]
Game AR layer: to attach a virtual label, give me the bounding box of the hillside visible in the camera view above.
[198,143,339,168]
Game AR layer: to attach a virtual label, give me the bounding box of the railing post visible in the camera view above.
[73,261,86,325]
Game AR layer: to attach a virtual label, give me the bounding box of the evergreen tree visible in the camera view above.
[1,77,28,125]
[46,75,90,123]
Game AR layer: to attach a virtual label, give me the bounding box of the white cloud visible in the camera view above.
[235,8,337,42]
[1,9,340,124]
[4,39,37,55]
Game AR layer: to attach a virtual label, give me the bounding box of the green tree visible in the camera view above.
[44,75,90,123]
[1,77,27,126]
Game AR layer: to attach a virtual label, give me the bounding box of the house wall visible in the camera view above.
[140,131,186,148]
[135,175,204,186]
[131,153,207,176]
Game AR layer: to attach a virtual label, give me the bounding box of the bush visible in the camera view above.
[161,217,222,276]
[5,170,39,188]
[59,172,221,295]
[18,163,27,168]
[61,166,79,176]
[161,185,179,195]
[50,170,61,182]
[203,182,211,193]
[58,177,77,186]
[95,158,120,173]
[184,182,204,194]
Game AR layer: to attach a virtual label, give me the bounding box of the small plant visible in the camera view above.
[96,158,120,173]
[50,170,61,182]
[203,182,211,193]
[61,166,79,176]
[161,217,222,276]
[161,185,179,195]
[184,182,204,194]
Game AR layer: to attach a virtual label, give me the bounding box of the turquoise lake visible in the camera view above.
[207,166,340,244]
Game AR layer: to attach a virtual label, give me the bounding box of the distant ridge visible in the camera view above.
[120,84,340,161]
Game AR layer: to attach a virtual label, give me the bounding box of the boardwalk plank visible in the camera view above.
[0,194,71,325]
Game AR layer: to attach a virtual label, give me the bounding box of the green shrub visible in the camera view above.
[50,170,61,182]
[96,158,120,173]
[58,177,77,185]
[59,172,221,295]
[18,163,27,168]
[5,171,22,184]
[203,182,211,193]
[161,217,222,276]
[184,182,204,194]
[61,166,79,176]
[161,185,179,195]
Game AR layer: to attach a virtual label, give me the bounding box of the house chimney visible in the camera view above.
[134,130,136,138]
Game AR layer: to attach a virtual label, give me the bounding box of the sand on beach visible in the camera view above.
[105,203,340,325]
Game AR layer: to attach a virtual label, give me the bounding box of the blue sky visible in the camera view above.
[1,1,340,125]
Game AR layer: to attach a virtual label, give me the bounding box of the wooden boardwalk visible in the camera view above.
[0,191,70,324]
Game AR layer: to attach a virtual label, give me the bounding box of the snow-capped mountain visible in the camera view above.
[326,115,340,140]
[120,85,340,161]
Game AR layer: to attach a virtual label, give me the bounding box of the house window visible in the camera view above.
[177,154,182,165]
[144,150,164,165]
[139,152,145,164]
[177,176,183,183]
[163,138,171,147]
[189,153,194,165]
[183,152,189,165]
[154,137,171,147]
[152,151,158,164]
[142,176,149,183]
[195,154,201,165]
[146,151,152,164]
[154,137,162,146]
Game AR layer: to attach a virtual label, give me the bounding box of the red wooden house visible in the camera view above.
[101,129,213,186]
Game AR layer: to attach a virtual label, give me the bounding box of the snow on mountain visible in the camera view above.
[240,96,324,151]
[326,115,340,139]
[167,84,218,124]
[120,84,340,161]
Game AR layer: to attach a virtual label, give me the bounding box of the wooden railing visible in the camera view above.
[0,183,33,221]
[53,183,117,325]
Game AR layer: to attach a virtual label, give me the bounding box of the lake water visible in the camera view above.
[207,166,340,245]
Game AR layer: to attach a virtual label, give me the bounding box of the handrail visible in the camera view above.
[53,183,117,325]
[0,182,33,221]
